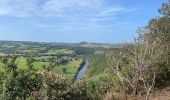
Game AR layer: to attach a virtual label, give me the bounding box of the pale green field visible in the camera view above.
[0,53,5,56]
[1,44,15,48]
[35,56,52,59]
[0,62,4,72]
[16,59,50,70]
[48,49,73,54]
[81,43,112,48]
[20,50,37,53]
[52,59,83,76]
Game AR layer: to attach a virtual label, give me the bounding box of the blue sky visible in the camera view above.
[0,0,166,43]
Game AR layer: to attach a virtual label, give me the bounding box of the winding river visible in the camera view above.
[75,59,89,81]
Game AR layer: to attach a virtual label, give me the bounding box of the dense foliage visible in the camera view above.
[109,1,170,99]
[0,55,90,100]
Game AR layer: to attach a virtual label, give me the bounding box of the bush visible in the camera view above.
[86,74,117,99]
[0,55,90,100]
[32,71,89,100]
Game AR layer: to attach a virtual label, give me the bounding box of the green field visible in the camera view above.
[52,59,83,76]
[0,58,82,76]
[16,59,50,70]
[48,49,73,54]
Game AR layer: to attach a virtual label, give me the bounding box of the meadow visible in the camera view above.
[0,41,111,77]
[0,57,83,77]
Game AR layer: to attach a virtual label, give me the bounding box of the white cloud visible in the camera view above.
[0,0,104,17]
[99,7,138,17]
[0,0,38,17]
[41,0,104,15]
[0,0,137,17]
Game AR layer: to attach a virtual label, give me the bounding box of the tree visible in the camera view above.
[26,54,35,70]
[2,55,41,100]
[147,1,170,81]
[113,1,170,99]
[62,67,67,74]
[158,0,170,17]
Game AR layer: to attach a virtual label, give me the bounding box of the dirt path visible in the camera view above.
[152,86,170,100]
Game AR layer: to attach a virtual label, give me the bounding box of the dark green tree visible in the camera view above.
[2,55,42,100]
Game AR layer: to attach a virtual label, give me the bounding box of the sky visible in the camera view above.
[0,0,166,43]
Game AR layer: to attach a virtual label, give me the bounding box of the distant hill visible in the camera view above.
[0,41,123,49]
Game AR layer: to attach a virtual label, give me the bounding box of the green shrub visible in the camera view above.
[31,71,89,100]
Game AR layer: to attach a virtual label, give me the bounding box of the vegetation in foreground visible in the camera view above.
[0,55,89,100]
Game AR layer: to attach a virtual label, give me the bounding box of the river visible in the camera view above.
[75,59,89,80]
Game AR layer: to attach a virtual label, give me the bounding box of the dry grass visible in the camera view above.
[103,84,170,100]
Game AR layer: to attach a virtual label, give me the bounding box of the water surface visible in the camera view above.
[75,60,89,80]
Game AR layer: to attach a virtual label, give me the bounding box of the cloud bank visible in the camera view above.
[0,0,137,17]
